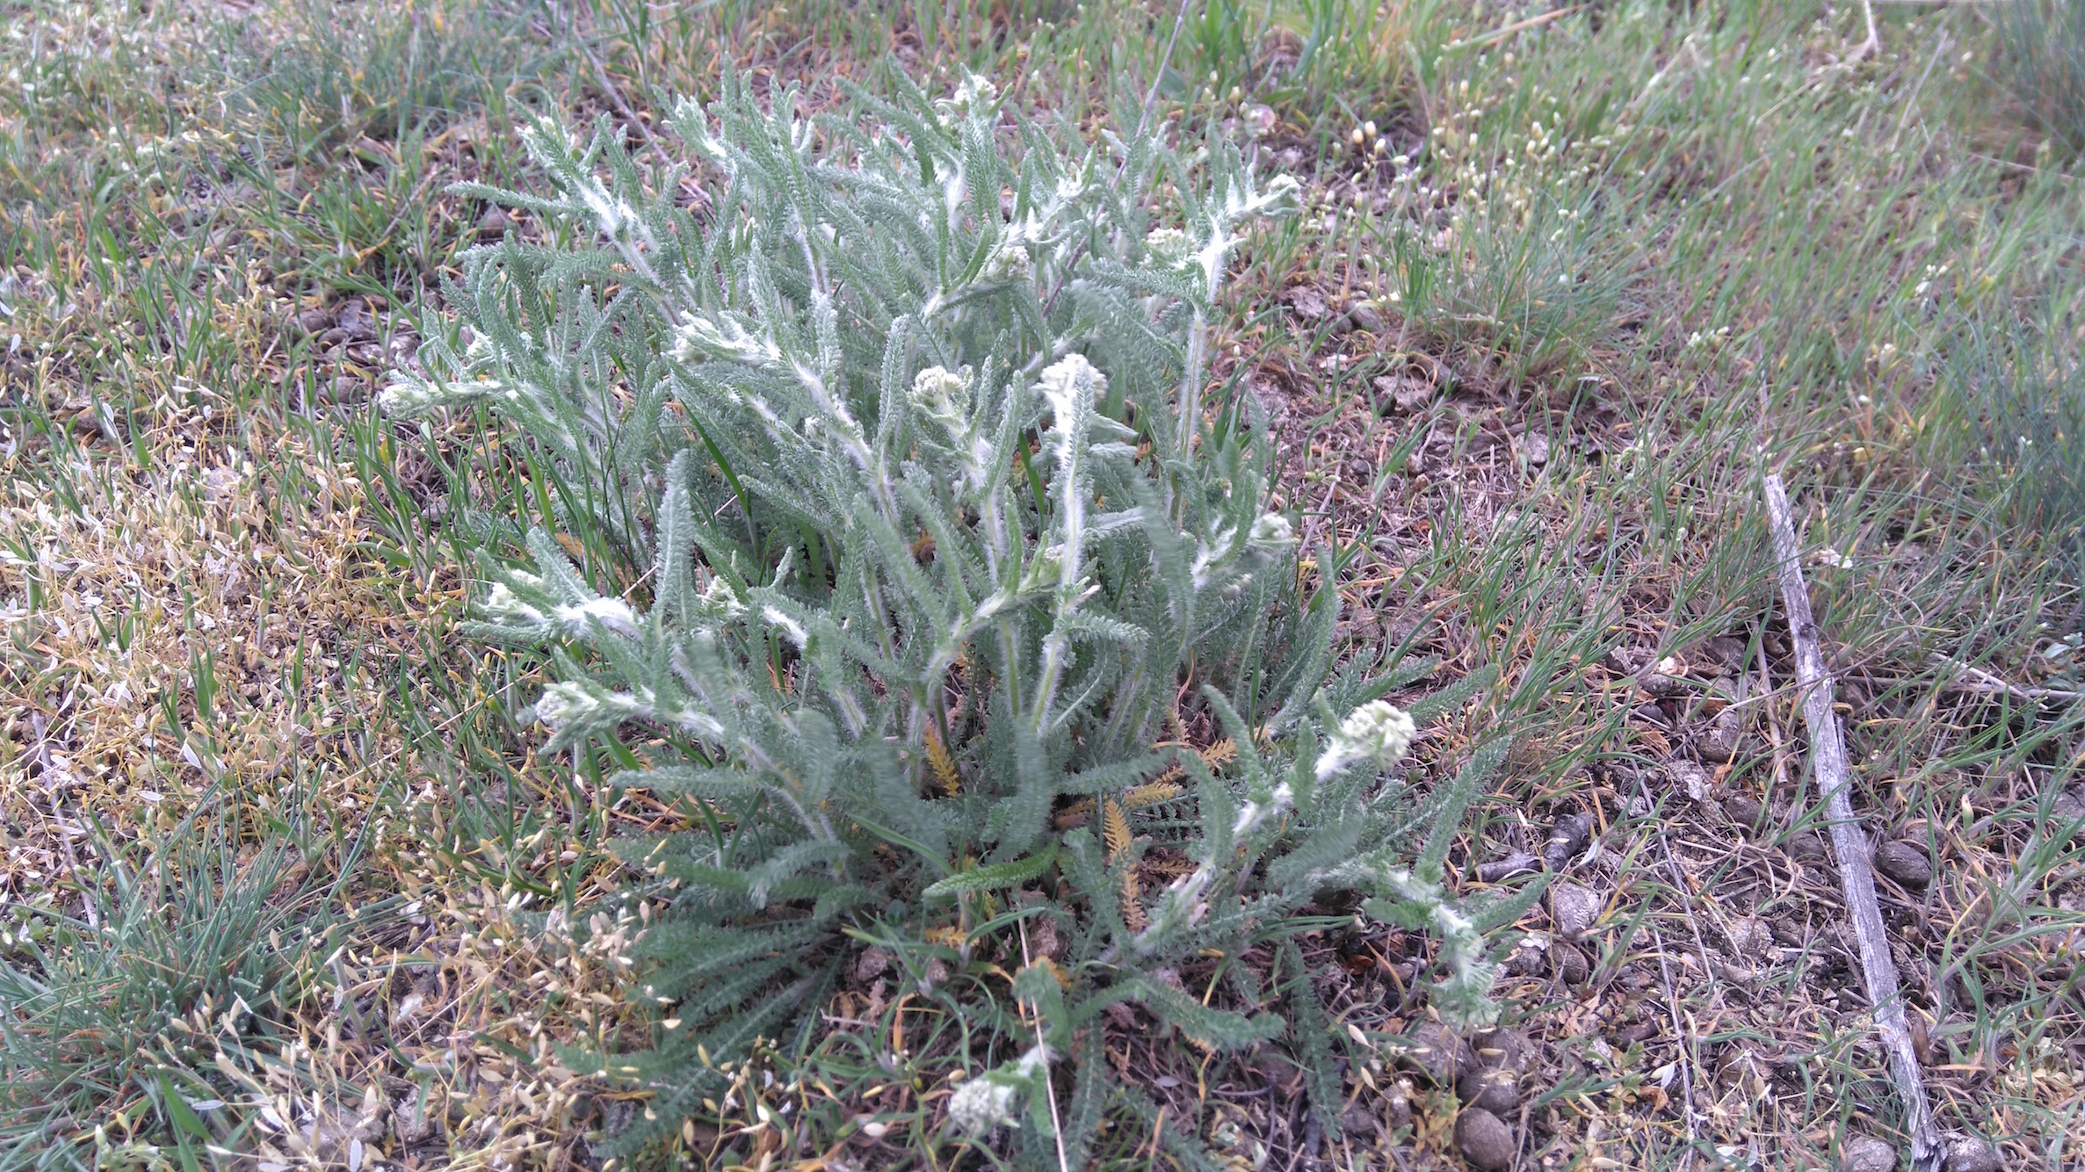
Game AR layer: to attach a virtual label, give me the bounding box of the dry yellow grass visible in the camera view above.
[0,312,642,1162]
[0,386,662,1164]
[2,418,410,863]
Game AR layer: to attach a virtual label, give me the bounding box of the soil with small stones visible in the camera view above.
[1204,248,2081,1169]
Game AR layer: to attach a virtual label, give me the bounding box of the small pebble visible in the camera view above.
[1666,760,1711,802]
[1724,917,1774,958]
[1286,286,1329,320]
[1374,374,1433,414]
[1383,1077,1414,1133]
[1464,1075,1516,1118]
[1347,302,1385,334]
[853,947,891,982]
[479,205,512,234]
[336,299,376,341]
[1873,841,1933,889]
[1840,1134,1896,1172]
[1700,635,1749,671]
[1637,668,1688,699]
[1554,943,1591,984]
[1458,1028,1531,1113]
[2052,789,2085,825]
[1785,832,1828,862]
[1699,705,1745,763]
[1505,934,1548,975]
[1469,1026,1532,1074]
[1391,1021,1472,1087]
[1604,647,1649,676]
[1455,1107,1516,1171]
[1542,813,1593,869]
[1631,701,1670,726]
[1550,881,1600,941]
[1339,1101,1381,1138]
[1723,795,1766,832]
[1944,1135,2002,1172]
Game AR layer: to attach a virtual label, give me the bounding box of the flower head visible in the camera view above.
[1144,226,1194,269]
[1037,352,1107,405]
[909,365,972,433]
[935,73,1001,125]
[947,1074,1021,1134]
[946,1046,1050,1134]
[1315,700,1418,782]
[533,681,606,732]
[1248,512,1296,549]
[695,575,747,624]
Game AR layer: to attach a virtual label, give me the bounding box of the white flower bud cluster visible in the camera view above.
[1314,700,1418,783]
[695,575,747,624]
[1038,354,1135,461]
[533,679,725,743]
[946,1045,1049,1134]
[479,575,552,629]
[478,568,652,642]
[1380,864,1502,1028]
[909,365,972,435]
[933,72,1000,126]
[1143,226,1194,269]
[1036,351,1107,405]
[1231,781,1294,838]
[982,241,1033,281]
[533,680,653,732]
[1248,512,1296,549]
[377,374,469,416]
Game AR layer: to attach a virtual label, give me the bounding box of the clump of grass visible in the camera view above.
[0,805,354,1167]
[1997,0,2085,158]
[1933,309,2085,583]
[231,0,562,151]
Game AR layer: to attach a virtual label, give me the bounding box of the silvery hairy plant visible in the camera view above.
[384,71,1540,1164]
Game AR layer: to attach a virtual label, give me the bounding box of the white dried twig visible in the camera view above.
[1849,0,1882,63]
[1017,919,1071,1172]
[1930,655,2084,704]
[1763,471,1941,1172]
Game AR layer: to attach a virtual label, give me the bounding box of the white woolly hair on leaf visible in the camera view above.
[554,597,642,639]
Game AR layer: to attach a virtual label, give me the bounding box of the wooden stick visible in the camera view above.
[1762,472,1943,1172]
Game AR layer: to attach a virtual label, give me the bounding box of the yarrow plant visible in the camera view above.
[385,71,1541,1163]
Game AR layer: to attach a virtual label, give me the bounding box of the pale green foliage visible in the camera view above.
[388,72,1531,1162]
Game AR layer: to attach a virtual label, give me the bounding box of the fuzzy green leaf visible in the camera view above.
[921,844,1058,900]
